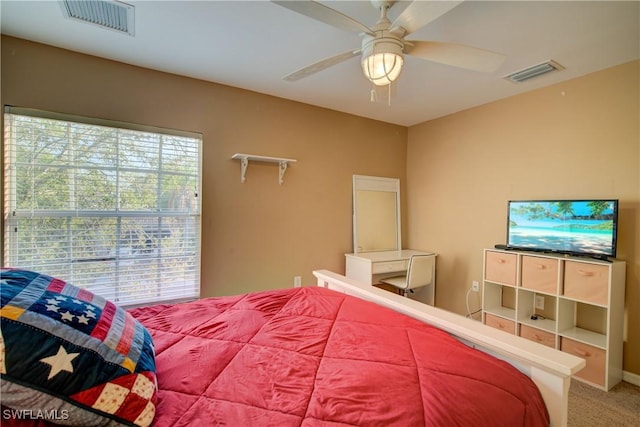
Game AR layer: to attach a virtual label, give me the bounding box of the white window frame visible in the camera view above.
[3,107,202,307]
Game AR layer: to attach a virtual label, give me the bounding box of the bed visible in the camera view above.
[1,268,584,426]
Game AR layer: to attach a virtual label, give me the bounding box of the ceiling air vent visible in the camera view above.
[60,0,135,36]
[504,60,564,83]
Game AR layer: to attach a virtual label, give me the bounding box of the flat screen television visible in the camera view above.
[506,199,618,260]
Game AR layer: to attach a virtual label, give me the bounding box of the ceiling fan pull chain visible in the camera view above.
[388,83,392,107]
[370,88,377,103]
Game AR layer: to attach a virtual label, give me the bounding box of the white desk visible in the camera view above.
[345,250,436,305]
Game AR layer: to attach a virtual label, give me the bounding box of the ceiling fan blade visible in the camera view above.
[392,0,463,35]
[283,49,361,81]
[406,41,506,72]
[272,1,373,35]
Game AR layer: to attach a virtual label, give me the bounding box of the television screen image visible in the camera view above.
[507,200,618,258]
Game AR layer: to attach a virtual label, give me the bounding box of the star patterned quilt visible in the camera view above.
[1,268,157,426]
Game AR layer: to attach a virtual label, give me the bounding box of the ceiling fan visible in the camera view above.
[273,0,506,86]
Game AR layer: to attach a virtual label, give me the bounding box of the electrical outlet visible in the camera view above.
[535,294,545,310]
[294,276,302,288]
[471,281,479,292]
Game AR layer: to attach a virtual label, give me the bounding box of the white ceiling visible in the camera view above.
[1,0,639,126]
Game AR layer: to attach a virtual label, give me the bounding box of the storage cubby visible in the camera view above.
[483,281,516,320]
[557,299,607,348]
[517,289,556,334]
[482,249,626,391]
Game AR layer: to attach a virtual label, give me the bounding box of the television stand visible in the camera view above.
[482,248,625,391]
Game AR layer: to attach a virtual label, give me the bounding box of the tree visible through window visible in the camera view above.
[3,108,201,306]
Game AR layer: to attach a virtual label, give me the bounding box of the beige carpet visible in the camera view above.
[568,379,640,426]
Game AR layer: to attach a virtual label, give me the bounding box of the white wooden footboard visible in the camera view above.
[313,270,585,427]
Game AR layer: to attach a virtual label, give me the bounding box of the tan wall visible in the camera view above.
[406,60,640,375]
[0,36,407,297]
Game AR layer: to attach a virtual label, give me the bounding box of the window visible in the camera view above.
[3,107,201,306]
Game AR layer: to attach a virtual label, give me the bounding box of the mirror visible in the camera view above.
[353,175,401,253]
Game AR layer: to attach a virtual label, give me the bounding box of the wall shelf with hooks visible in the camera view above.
[231,153,297,185]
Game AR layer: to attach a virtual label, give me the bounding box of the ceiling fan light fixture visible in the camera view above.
[363,52,403,86]
[361,38,404,86]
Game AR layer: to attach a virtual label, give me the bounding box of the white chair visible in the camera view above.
[380,255,435,297]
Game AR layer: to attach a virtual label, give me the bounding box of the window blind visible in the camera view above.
[3,108,202,307]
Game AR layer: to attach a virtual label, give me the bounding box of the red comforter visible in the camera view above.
[128,286,548,426]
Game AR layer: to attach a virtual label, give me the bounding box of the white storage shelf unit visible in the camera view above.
[482,249,626,391]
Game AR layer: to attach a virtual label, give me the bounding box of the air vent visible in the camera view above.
[504,60,564,83]
[60,0,135,36]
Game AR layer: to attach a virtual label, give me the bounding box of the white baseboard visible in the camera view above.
[623,370,640,386]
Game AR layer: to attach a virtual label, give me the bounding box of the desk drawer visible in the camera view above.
[372,260,407,274]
